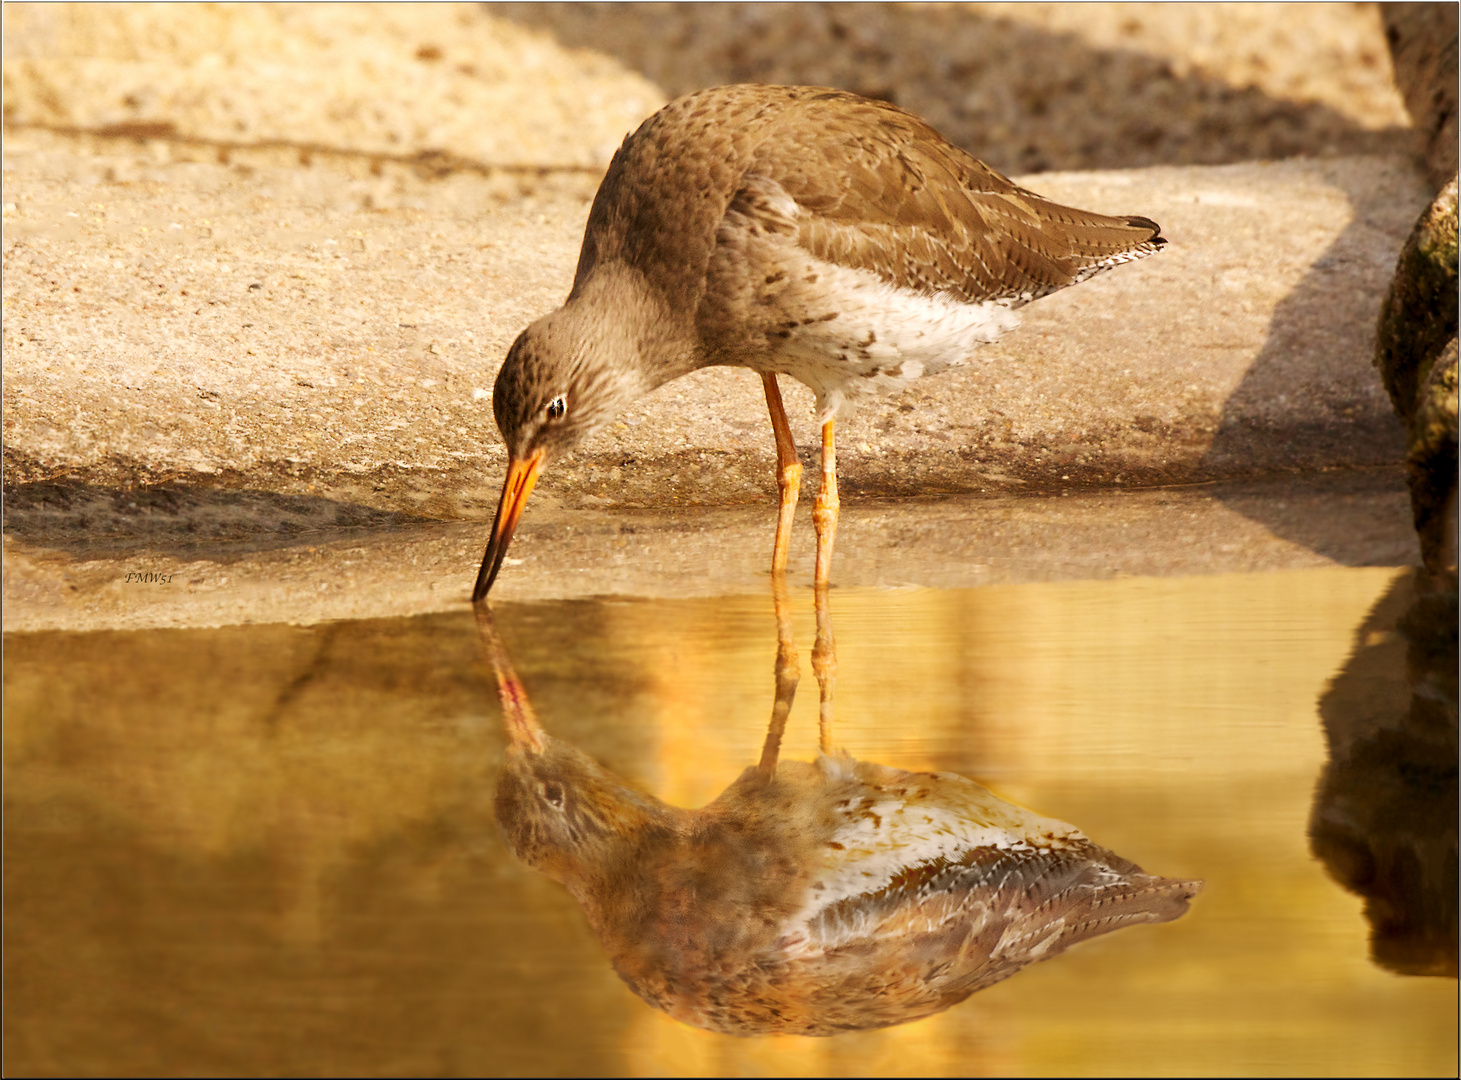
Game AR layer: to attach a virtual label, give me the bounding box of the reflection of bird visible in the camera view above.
[476,601,1200,1036]
[473,83,1165,598]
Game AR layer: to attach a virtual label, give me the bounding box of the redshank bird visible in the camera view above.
[472,84,1166,599]
[476,601,1201,1036]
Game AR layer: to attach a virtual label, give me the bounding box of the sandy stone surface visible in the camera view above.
[0,145,1428,514]
[1,3,664,169]
[0,3,1437,629]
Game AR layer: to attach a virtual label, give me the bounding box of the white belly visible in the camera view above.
[766,258,1022,420]
[700,174,1025,420]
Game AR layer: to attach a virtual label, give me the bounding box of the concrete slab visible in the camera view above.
[1,144,1428,523]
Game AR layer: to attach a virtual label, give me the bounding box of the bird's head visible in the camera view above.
[473,308,648,600]
[495,733,666,889]
[491,316,615,463]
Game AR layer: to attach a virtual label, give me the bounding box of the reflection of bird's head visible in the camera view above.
[478,601,671,884]
[495,735,670,888]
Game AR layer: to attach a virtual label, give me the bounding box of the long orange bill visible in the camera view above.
[472,601,546,753]
[472,450,544,601]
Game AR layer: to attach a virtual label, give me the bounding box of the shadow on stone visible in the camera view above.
[1205,468,1415,569]
[2,478,435,560]
[1206,158,1416,562]
[488,3,1413,175]
[1,119,603,182]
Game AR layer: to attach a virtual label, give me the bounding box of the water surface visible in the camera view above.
[4,566,1456,1076]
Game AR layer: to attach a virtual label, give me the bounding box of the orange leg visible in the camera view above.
[761,373,802,575]
[813,418,839,586]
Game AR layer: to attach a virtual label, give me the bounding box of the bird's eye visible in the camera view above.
[540,781,565,809]
[545,396,567,421]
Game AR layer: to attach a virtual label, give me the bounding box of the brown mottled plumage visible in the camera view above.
[477,603,1200,1037]
[476,85,1166,598]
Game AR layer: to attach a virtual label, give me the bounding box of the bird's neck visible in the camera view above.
[560,801,681,933]
[562,263,703,390]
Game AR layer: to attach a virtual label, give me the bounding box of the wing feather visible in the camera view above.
[745,89,1165,306]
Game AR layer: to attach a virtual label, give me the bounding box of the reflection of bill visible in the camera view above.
[1310,569,1459,978]
[475,598,1201,1037]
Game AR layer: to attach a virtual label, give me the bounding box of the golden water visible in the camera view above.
[4,566,1456,1076]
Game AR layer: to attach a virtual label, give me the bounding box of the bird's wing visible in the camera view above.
[779,763,1198,959]
[748,90,1165,306]
[764,838,1199,1034]
[799,838,1200,972]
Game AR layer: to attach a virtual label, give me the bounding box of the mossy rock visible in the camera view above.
[1375,177,1458,574]
[1409,338,1458,573]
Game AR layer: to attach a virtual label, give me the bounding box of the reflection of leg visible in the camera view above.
[761,373,802,575]
[813,418,839,586]
[758,574,801,777]
[813,582,836,755]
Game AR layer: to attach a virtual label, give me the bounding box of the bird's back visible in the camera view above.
[573,85,1165,320]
